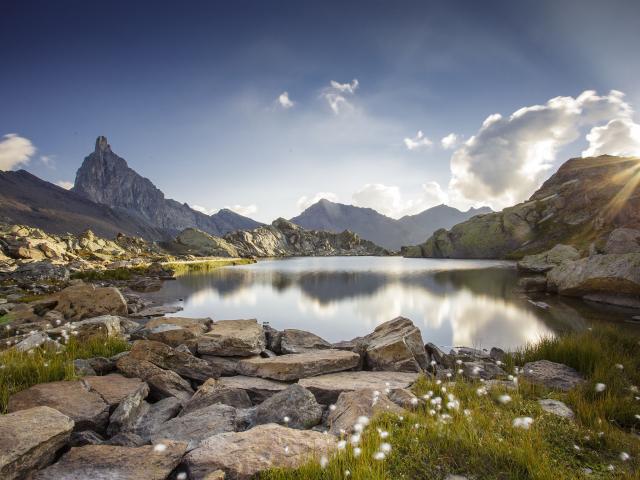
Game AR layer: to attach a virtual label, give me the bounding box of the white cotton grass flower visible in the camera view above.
[456,359,463,365]
[320,455,329,468]
[607,464,615,471]
[498,394,512,404]
[353,423,363,433]
[380,442,392,453]
[634,414,640,420]
[329,404,336,411]
[410,397,419,406]
[337,440,347,450]
[476,387,488,396]
[595,383,606,392]
[176,473,187,480]
[573,444,581,451]
[153,443,167,452]
[373,451,386,460]
[344,470,351,477]
[620,452,630,461]
[615,363,624,370]
[378,430,389,439]
[353,447,362,457]
[350,434,361,445]
[512,417,534,429]
[430,360,437,366]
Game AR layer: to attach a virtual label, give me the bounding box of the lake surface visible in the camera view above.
[145,256,640,351]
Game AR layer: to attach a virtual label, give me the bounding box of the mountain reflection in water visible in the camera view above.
[145,257,638,350]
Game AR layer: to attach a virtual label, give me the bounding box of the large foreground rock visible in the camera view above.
[116,355,194,403]
[197,319,265,356]
[32,441,187,480]
[517,244,580,273]
[140,316,211,347]
[327,388,403,434]
[363,317,429,371]
[8,381,109,431]
[547,253,640,307]
[54,283,128,320]
[237,349,359,381]
[0,406,74,480]
[217,375,289,403]
[181,378,252,415]
[151,404,238,450]
[522,360,585,391]
[254,384,322,429]
[82,374,147,408]
[299,371,419,404]
[185,423,336,480]
[128,339,220,381]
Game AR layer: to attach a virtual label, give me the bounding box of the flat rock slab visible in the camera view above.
[141,316,211,347]
[82,374,147,408]
[522,360,585,391]
[0,406,74,480]
[217,375,289,403]
[128,397,182,442]
[185,423,336,480]
[8,380,109,431]
[237,349,360,381]
[328,388,403,435]
[181,378,252,416]
[298,371,419,404]
[131,305,184,318]
[538,399,575,419]
[280,328,332,354]
[197,319,265,356]
[151,403,238,450]
[32,441,188,480]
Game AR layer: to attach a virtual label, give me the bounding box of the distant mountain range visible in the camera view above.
[0,136,491,248]
[291,199,491,250]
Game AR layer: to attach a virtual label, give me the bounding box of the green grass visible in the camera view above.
[262,328,640,480]
[166,258,255,275]
[70,266,148,281]
[0,335,130,413]
[0,314,12,325]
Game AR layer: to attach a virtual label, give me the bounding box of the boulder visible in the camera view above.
[603,228,640,254]
[32,441,188,480]
[54,283,128,321]
[107,383,150,435]
[253,384,322,429]
[363,317,429,371]
[82,374,147,408]
[517,244,580,273]
[237,349,360,381]
[216,375,289,404]
[547,253,640,307]
[8,381,109,431]
[139,316,210,347]
[538,399,574,419]
[522,360,585,391]
[128,397,182,442]
[462,360,506,380]
[279,329,332,354]
[56,315,123,341]
[116,355,194,404]
[151,404,238,450]
[298,371,419,404]
[0,406,74,480]
[128,339,220,382]
[201,354,261,376]
[197,319,265,356]
[175,228,240,257]
[181,378,252,416]
[184,423,336,480]
[425,342,454,368]
[327,388,404,434]
[12,261,69,282]
[14,331,59,352]
[74,358,97,376]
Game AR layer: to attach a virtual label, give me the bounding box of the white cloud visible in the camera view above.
[297,192,339,211]
[225,204,258,217]
[191,204,215,215]
[352,182,447,218]
[582,118,640,157]
[0,133,36,171]
[440,133,459,150]
[323,79,359,114]
[55,180,74,190]
[330,79,359,94]
[277,91,294,109]
[404,130,433,151]
[40,155,55,168]
[449,90,638,210]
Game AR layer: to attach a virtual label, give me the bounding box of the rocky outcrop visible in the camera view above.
[404,155,640,259]
[224,218,389,257]
[54,283,128,321]
[517,244,580,273]
[362,317,429,372]
[73,136,262,236]
[184,424,336,480]
[522,360,585,391]
[546,253,640,307]
[603,227,640,254]
[0,406,74,480]
[171,228,240,257]
[197,319,265,356]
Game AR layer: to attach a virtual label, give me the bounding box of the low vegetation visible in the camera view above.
[166,257,255,275]
[263,328,640,479]
[0,335,130,413]
[70,266,148,281]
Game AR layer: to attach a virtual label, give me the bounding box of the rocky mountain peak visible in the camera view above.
[95,136,110,153]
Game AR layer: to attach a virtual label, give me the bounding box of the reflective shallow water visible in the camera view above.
[145,256,640,350]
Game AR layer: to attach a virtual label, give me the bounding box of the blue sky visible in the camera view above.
[1,0,640,222]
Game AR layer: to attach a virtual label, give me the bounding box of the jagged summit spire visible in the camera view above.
[95,136,110,153]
